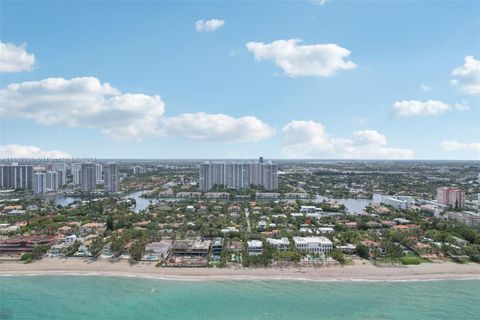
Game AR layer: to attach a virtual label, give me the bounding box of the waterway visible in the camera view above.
[315,195,372,214]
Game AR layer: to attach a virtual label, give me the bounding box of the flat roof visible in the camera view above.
[293,236,332,245]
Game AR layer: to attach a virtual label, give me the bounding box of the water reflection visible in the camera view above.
[315,195,371,214]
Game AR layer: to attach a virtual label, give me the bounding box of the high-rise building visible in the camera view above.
[437,187,465,208]
[55,163,67,187]
[46,171,59,192]
[132,165,145,175]
[0,164,34,190]
[80,163,96,192]
[104,162,119,193]
[71,163,81,185]
[33,172,47,195]
[95,163,103,183]
[199,157,278,192]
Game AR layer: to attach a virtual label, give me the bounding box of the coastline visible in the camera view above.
[1,258,479,282]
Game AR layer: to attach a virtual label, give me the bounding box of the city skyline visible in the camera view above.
[1,1,479,160]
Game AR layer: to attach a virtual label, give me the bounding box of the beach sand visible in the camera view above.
[1,258,479,281]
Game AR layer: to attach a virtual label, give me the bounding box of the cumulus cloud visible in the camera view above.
[0,77,274,143]
[0,145,71,158]
[393,99,468,117]
[160,113,275,142]
[281,120,413,159]
[195,19,225,32]
[0,42,36,73]
[451,56,480,95]
[440,141,480,153]
[420,83,432,92]
[0,77,165,140]
[246,39,356,77]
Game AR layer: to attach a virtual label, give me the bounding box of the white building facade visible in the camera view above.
[293,237,333,254]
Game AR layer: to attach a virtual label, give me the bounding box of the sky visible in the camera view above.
[0,0,479,160]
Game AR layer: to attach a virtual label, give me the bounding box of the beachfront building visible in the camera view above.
[247,240,263,256]
[292,237,333,254]
[145,239,173,259]
[170,239,211,257]
[0,235,55,254]
[266,238,290,251]
[64,235,79,246]
[211,237,223,260]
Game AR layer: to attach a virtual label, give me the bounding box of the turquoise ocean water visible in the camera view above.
[0,276,479,320]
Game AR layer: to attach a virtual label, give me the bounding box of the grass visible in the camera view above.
[401,256,423,265]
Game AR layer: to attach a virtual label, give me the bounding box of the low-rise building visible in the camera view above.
[170,239,211,257]
[247,240,263,256]
[0,235,55,254]
[211,237,223,260]
[64,235,79,246]
[145,239,173,259]
[300,206,322,213]
[293,236,333,254]
[266,238,290,251]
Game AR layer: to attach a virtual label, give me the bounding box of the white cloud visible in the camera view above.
[0,77,165,140]
[246,39,356,77]
[420,82,431,92]
[0,77,274,143]
[0,145,71,158]
[281,120,413,159]
[453,100,470,111]
[440,141,480,153]
[0,42,36,73]
[195,19,225,32]
[393,99,468,117]
[160,113,275,143]
[451,56,480,95]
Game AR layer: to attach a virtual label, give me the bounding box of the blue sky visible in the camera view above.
[0,0,479,159]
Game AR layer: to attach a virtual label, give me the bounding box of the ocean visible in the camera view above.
[0,276,479,319]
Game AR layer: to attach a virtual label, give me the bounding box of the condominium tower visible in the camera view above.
[46,171,59,192]
[437,187,465,208]
[199,157,278,191]
[104,162,119,193]
[80,163,96,192]
[0,164,34,189]
[33,172,47,195]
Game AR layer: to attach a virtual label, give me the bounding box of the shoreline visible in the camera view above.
[1,258,479,282]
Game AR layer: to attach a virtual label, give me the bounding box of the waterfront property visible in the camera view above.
[247,240,263,256]
[145,239,173,260]
[266,238,290,251]
[0,235,55,254]
[292,237,333,254]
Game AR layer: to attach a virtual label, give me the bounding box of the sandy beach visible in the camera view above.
[1,258,479,281]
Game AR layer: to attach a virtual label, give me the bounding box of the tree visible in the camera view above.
[106,215,114,231]
[129,241,145,261]
[111,235,126,257]
[330,249,346,264]
[32,245,49,260]
[66,241,81,257]
[89,237,104,258]
[356,244,369,259]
